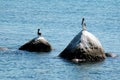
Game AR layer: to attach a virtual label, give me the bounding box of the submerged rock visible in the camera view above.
[59,18,106,62]
[19,29,52,52]
[105,52,118,58]
[0,47,8,51]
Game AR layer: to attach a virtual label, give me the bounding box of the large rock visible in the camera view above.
[59,18,106,62]
[19,29,52,52]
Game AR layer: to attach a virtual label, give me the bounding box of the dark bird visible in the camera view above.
[37,29,41,36]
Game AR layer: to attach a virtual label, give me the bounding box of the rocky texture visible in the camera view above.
[19,36,52,52]
[59,18,106,62]
[19,29,52,52]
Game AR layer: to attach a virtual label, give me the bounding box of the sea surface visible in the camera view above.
[0,0,120,80]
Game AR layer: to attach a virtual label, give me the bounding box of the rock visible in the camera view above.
[105,52,118,58]
[59,18,106,62]
[0,47,8,51]
[19,29,52,52]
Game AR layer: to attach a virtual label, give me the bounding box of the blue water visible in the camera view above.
[0,0,120,80]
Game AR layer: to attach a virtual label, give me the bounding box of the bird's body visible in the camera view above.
[37,29,41,37]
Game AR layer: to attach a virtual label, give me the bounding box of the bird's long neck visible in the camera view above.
[37,29,41,37]
[37,29,40,35]
[81,18,86,30]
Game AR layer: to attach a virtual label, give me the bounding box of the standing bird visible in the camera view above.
[81,18,86,30]
[59,18,106,62]
[37,29,41,37]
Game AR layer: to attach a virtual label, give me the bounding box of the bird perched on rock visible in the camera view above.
[59,18,106,62]
[19,29,52,52]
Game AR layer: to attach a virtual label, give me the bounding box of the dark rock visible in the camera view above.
[19,29,52,52]
[19,36,52,52]
[105,52,118,58]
